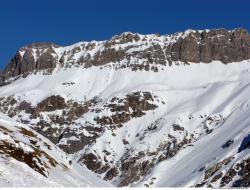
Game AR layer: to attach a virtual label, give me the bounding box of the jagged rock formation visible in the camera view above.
[1,28,250,85]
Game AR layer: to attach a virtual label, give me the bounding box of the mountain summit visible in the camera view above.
[0,28,250,187]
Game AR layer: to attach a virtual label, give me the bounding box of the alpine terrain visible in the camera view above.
[0,28,250,187]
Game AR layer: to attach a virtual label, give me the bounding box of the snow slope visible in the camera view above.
[0,59,250,187]
[0,113,112,187]
[135,102,250,187]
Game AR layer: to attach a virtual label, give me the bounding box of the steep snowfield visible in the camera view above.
[0,60,250,187]
[1,60,249,102]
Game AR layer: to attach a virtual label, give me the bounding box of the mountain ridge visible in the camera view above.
[1,27,250,86]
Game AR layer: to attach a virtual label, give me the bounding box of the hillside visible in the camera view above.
[0,28,249,187]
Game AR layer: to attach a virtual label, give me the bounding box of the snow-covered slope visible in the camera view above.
[0,113,111,187]
[0,28,250,187]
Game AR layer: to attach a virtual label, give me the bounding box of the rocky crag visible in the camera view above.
[1,28,250,85]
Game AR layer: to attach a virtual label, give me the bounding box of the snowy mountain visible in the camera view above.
[0,28,249,187]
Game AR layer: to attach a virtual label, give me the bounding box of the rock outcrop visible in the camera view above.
[1,43,58,80]
[171,28,250,63]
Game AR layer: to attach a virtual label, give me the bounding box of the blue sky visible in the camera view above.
[0,0,249,70]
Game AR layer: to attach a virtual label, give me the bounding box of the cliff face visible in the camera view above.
[1,43,58,80]
[1,28,250,84]
[170,28,250,63]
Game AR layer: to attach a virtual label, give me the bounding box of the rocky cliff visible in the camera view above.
[1,28,250,85]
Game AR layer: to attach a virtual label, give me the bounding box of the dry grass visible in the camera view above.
[19,127,37,137]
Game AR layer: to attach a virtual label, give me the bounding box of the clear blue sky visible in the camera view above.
[0,0,249,70]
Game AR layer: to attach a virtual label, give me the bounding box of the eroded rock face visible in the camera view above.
[36,48,57,70]
[176,28,250,63]
[2,52,24,80]
[233,158,250,187]
[204,157,233,180]
[58,126,103,154]
[1,28,250,85]
[79,153,110,174]
[112,135,192,186]
[91,48,126,66]
[195,156,250,188]
[0,95,105,153]
[32,95,67,118]
[2,43,58,80]
[94,91,158,129]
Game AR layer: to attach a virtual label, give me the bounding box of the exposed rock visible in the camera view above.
[79,153,109,174]
[18,101,34,114]
[171,28,250,63]
[105,32,141,47]
[211,172,223,183]
[204,157,233,180]
[35,123,62,144]
[195,181,207,187]
[91,48,126,66]
[119,160,154,187]
[95,91,158,129]
[31,95,66,118]
[222,139,234,149]
[67,102,89,121]
[0,96,19,118]
[233,158,250,187]
[114,136,192,186]
[104,167,119,181]
[58,125,103,154]
[220,168,237,186]
[1,43,57,80]
[172,124,184,131]
[2,52,25,79]
[36,48,57,70]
